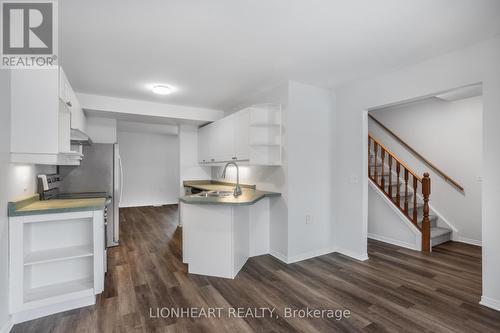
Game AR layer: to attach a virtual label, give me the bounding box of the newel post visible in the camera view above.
[421,173,431,253]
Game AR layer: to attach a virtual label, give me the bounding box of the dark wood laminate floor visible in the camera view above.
[12,205,500,333]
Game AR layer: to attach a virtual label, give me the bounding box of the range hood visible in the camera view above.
[70,128,93,145]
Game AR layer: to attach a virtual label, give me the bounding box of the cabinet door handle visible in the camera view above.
[66,101,72,107]
[232,157,237,160]
[210,158,215,162]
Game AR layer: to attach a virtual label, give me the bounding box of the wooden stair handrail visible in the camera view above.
[368,134,431,253]
[369,134,422,182]
[368,114,464,192]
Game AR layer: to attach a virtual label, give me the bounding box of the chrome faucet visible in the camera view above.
[221,161,242,197]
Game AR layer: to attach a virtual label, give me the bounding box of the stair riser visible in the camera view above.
[417,219,438,228]
[431,233,452,247]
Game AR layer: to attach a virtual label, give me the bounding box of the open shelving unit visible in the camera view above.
[24,278,94,304]
[9,210,104,320]
[248,104,282,165]
[24,244,94,266]
[20,217,95,306]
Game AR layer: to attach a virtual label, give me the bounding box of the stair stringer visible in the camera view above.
[398,178,459,237]
[372,157,459,238]
[368,179,422,251]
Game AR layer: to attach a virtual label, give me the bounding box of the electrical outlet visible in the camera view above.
[350,174,359,184]
[305,215,313,224]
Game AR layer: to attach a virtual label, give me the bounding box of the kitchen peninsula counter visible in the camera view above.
[181,180,280,206]
[180,180,279,279]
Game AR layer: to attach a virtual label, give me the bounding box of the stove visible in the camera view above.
[38,174,114,252]
[55,192,112,200]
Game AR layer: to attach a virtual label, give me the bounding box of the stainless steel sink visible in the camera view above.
[196,190,234,198]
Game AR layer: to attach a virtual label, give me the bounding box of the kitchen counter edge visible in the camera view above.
[8,194,107,217]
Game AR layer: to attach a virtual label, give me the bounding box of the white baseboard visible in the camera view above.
[480,296,500,312]
[0,316,13,333]
[287,247,336,264]
[270,246,368,264]
[269,249,288,264]
[119,201,178,208]
[11,296,95,324]
[335,247,369,261]
[457,237,482,247]
[368,233,419,251]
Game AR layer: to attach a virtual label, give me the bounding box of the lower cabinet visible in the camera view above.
[181,198,270,279]
[9,210,105,323]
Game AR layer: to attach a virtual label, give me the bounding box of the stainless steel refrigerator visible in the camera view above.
[59,143,122,247]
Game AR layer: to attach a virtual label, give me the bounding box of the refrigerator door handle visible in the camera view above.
[114,155,123,243]
[119,156,124,204]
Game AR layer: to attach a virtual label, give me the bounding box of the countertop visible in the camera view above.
[181,180,280,206]
[8,194,107,217]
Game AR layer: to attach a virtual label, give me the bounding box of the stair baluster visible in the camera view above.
[368,137,372,179]
[404,169,409,214]
[413,176,418,223]
[380,150,385,190]
[396,162,401,205]
[388,156,393,198]
[421,173,431,252]
[368,133,432,253]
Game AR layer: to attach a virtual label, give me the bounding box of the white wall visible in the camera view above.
[1,71,60,332]
[7,164,56,200]
[370,96,482,244]
[287,82,334,260]
[86,116,117,143]
[333,36,500,310]
[368,183,421,250]
[0,69,11,333]
[118,129,179,207]
[214,82,289,258]
[178,125,211,195]
[212,81,335,262]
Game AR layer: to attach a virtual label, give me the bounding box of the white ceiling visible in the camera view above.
[60,0,500,111]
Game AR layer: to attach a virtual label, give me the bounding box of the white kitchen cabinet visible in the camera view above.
[198,120,228,163]
[214,116,233,161]
[10,67,85,165]
[60,68,87,135]
[197,104,280,165]
[181,197,270,279]
[232,109,250,161]
[9,210,105,323]
[198,124,211,163]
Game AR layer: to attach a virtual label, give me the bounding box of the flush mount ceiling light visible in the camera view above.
[151,85,173,95]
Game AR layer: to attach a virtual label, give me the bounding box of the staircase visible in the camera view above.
[368,134,452,251]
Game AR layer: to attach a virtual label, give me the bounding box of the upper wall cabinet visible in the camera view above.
[10,67,87,165]
[59,69,88,136]
[198,104,281,166]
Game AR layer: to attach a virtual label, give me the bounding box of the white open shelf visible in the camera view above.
[15,215,98,310]
[248,104,282,165]
[24,278,93,304]
[24,244,93,266]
